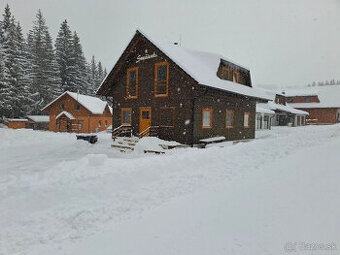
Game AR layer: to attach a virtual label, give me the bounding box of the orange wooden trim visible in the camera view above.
[232,71,241,83]
[202,108,213,129]
[225,110,234,128]
[244,112,251,128]
[121,108,132,125]
[127,67,138,99]
[159,107,175,128]
[154,62,169,98]
[221,66,230,80]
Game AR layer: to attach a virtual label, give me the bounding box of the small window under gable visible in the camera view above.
[127,67,138,99]
[305,97,310,103]
[155,62,169,97]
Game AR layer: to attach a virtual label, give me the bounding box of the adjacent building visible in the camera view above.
[26,115,50,130]
[257,90,309,127]
[255,105,275,130]
[97,29,269,145]
[6,119,27,129]
[283,86,340,125]
[42,91,112,133]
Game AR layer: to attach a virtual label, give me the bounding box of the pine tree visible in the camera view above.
[27,9,61,112]
[88,55,98,95]
[55,19,76,92]
[72,31,88,93]
[0,5,31,117]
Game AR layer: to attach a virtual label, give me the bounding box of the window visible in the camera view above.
[160,107,175,127]
[256,115,262,129]
[105,120,108,126]
[127,67,138,99]
[155,62,169,97]
[60,104,65,110]
[202,109,213,128]
[75,104,80,111]
[221,67,230,80]
[225,110,234,128]
[78,120,83,129]
[121,108,132,125]
[244,112,250,128]
[305,97,310,103]
[287,98,293,103]
[232,71,240,83]
[142,110,150,119]
[98,120,102,128]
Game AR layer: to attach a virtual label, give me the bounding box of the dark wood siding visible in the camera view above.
[110,35,196,144]
[192,88,256,143]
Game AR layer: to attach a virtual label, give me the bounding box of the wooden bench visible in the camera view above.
[199,136,226,148]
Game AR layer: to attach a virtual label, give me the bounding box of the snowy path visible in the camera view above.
[1,126,340,254]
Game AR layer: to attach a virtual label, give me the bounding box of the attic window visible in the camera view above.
[75,104,80,111]
[233,71,240,83]
[155,62,169,97]
[60,104,65,110]
[127,67,138,99]
[221,67,230,80]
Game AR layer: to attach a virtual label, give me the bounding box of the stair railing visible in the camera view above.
[112,124,133,140]
[139,126,160,138]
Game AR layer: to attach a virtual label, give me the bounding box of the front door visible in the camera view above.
[139,108,151,135]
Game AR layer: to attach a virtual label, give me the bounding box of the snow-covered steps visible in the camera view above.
[111,137,139,152]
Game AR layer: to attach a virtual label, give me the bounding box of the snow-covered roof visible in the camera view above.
[266,101,309,115]
[256,105,275,115]
[42,91,111,115]
[285,86,340,109]
[7,118,27,122]
[27,115,49,123]
[281,88,318,97]
[56,111,76,120]
[97,29,271,101]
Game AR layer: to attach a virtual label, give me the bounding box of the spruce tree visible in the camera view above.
[72,31,88,93]
[28,9,61,111]
[55,19,76,92]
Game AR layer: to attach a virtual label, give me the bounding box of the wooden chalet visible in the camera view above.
[42,91,112,133]
[283,86,340,125]
[97,30,269,145]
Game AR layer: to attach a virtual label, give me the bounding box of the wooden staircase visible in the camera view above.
[111,137,140,152]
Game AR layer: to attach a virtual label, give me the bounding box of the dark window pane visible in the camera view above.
[142,111,150,119]
[226,112,233,127]
[160,108,174,127]
[157,65,167,81]
[123,110,131,124]
[222,69,229,80]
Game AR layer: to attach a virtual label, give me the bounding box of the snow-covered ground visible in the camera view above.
[1,126,340,255]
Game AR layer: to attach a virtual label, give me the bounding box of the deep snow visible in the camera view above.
[1,125,340,254]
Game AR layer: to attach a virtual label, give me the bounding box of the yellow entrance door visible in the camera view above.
[139,108,151,135]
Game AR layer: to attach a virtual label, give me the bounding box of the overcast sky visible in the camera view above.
[1,0,339,88]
